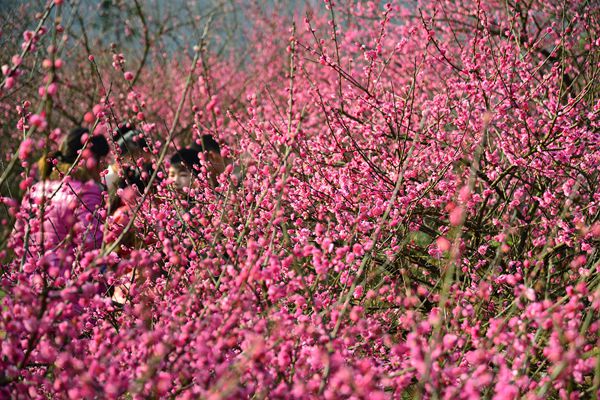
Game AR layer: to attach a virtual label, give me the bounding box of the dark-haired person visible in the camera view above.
[105,163,150,247]
[10,127,110,271]
[190,134,226,188]
[104,123,151,196]
[105,164,152,305]
[168,148,202,192]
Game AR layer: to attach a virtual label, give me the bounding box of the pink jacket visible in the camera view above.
[11,179,105,266]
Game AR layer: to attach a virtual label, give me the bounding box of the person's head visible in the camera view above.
[114,124,150,163]
[38,127,110,181]
[168,148,201,191]
[104,124,151,193]
[109,163,151,210]
[191,134,225,186]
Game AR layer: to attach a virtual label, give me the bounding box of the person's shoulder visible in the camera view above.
[62,179,103,204]
[28,180,62,199]
[81,182,104,205]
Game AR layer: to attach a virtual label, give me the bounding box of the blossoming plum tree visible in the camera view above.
[1,0,599,398]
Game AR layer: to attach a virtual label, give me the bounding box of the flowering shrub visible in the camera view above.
[1,0,599,398]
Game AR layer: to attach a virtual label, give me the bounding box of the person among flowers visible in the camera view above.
[188,134,226,188]
[104,123,152,198]
[167,147,203,192]
[10,127,110,273]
